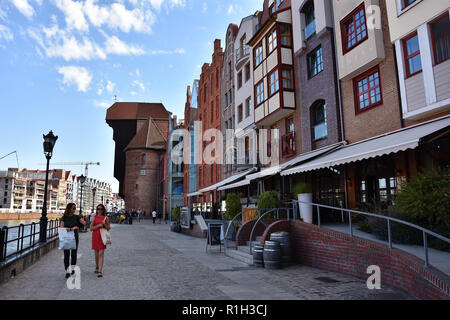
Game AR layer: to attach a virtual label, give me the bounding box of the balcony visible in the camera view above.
[235,45,250,70]
[282,132,296,158]
[304,20,316,40]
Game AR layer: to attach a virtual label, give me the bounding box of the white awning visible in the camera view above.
[245,142,344,181]
[282,115,450,176]
[187,192,201,197]
[198,168,257,193]
[218,179,251,191]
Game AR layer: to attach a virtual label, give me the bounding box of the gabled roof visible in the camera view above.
[125,119,167,151]
[106,102,171,121]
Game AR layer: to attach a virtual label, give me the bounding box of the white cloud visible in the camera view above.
[55,0,89,32]
[149,48,185,55]
[106,80,116,93]
[202,2,207,13]
[11,0,35,19]
[0,7,7,21]
[0,25,14,42]
[227,5,234,15]
[58,66,92,92]
[94,100,109,108]
[150,0,164,11]
[132,79,145,92]
[130,91,137,96]
[104,34,145,55]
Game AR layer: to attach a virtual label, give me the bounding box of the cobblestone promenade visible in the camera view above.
[0,220,413,300]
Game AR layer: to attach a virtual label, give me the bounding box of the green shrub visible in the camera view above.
[257,191,280,219]
[225,193,242,221]
[172,207,181,222]
[395,168,450,231]
[293,182,312,196]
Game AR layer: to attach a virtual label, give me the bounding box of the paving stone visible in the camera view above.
[0,220,414,300]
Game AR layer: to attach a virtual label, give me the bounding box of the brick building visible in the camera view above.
[196,39,224,211]
[106,102,171,217]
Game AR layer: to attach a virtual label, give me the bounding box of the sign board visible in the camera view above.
[207,224,222,246]
[180,207,191,229]
[243,207,258,223]
[194,215,208,232]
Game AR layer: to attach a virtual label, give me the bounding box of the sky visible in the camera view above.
[0,0,262,193]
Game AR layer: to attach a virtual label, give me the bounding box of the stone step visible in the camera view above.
[225,248,254,265]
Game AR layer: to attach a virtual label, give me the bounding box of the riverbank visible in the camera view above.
[0,213,61,221]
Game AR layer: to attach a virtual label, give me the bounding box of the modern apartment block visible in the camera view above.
[385,0,450,125]
[196,39,224,211]
[74,177,113,214]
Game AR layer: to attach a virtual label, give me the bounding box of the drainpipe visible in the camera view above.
[330,0,349,210]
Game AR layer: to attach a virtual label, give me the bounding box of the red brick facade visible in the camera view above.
[197,39,224,205]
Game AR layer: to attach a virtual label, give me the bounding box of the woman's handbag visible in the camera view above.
[58,228,76,250]
[100,217,111,245]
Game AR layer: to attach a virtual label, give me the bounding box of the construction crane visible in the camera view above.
[0,151,19,169]
[38,162,100,177]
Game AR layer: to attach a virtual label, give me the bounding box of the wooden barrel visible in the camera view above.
[263,240,281,270]
[253,243,264,268]
[270,232,291,267]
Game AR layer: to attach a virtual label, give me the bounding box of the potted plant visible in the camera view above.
[171,207,182,232]
[225,193,242,241]
[294,182,313,223]
[257,191,280,219]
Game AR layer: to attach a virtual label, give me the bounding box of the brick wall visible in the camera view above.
[289,220,450,300]
[181,223,206,239]
[236,219,277,246]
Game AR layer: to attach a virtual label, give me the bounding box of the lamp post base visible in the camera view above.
[39,216,48,243]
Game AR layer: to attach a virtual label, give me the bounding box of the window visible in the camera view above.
[270,4,275,15]
[140,170,146,176]
[238,104,243,123]
[402,32,422,77]
[245,63,251,82]
[245,97,252,117]
[229,89,233,105]
[307,46,323,78]
[303,0,316,40]
[275,0,283,11]
[255,43,263,66]
[282,67,293,90]
[430,13,450,65]
[216,97,219,118]
[225,93,228,107]
[311,100,327,141]
[216,68,219,88]
[268,69,279,96]
[354,66,382,113]
[268,28,277,53]
[245,137,250,165]
[228,62,232,81]
[401,0,417,9]
[286,117,294,133]
[211,103,214,123]
[238,71,243,89]
[280,24,292,47]
[255,81,264,106]
[142,154,146,162]
[341,4,367,54]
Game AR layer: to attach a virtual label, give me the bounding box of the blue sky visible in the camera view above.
[0,0,261,192]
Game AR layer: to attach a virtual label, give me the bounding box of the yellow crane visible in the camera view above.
[38,162,100,177]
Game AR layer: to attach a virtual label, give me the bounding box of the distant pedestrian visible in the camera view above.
[137,209,142,223]
[90,204,110,278]
[60,203,87,278]
[152,209,157,224]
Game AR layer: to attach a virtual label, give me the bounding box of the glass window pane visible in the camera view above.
[406,35,420,55]
[408,54,422,74]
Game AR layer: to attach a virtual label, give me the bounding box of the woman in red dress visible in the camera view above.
[90,204,110,278]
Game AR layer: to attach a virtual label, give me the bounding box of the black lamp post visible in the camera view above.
[79,175,86,215]
[92,187,97,213]
[40,131,58,243]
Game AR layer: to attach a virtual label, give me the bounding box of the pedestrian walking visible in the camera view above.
[90,203,110,278]
[60,203,87,278]
[152,209,157,224]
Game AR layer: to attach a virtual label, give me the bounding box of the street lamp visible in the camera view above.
[79,175,86,215]
[40,131,58,243]
[92,187,97,213]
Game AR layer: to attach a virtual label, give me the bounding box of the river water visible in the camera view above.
[0,219,53,258]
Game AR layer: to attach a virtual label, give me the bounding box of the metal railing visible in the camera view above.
[296,201,450,268]
[248,207,295,255]
[0,219,60,263]
[224,211,244,254]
